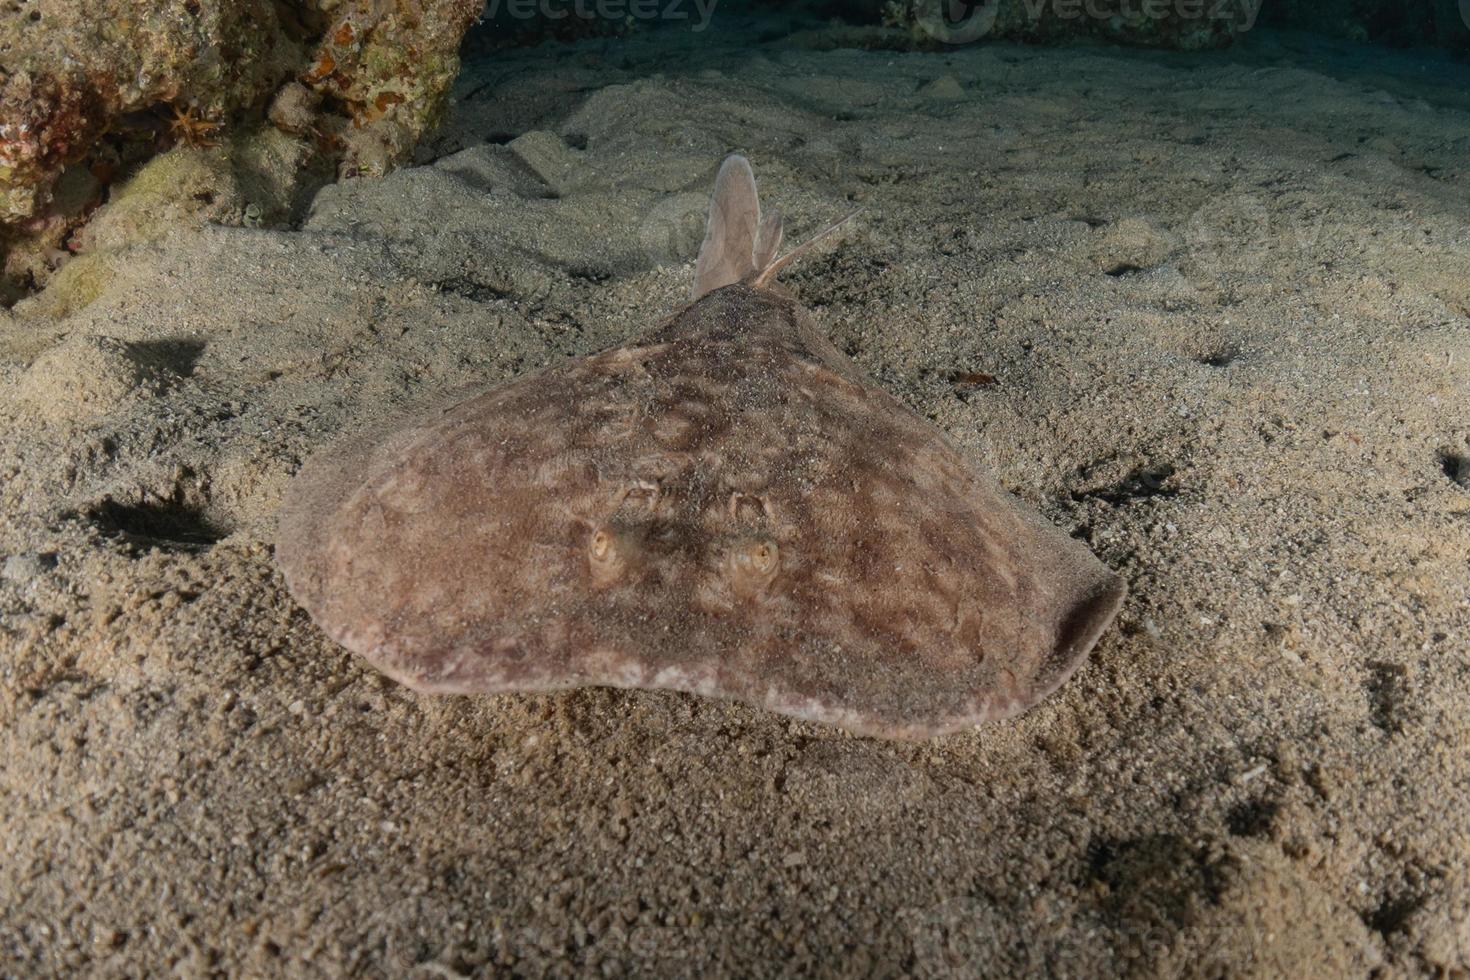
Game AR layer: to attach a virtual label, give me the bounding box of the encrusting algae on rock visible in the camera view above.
[0,0,481,300]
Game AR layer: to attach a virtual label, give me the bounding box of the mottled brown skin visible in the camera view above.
[277,283,1125,738]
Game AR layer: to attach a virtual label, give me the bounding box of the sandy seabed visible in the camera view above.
[2,20,1468,978]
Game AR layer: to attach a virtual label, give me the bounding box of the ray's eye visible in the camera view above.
[747,540,779,575]
[587,525,640,587]
[727,538,780,593]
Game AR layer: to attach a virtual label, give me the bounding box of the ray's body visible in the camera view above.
[277,156,1124,738]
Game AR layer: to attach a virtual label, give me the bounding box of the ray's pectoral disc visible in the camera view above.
[276,155,1125,739]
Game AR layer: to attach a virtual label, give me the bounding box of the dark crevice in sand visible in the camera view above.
[1363,892,1427,939]
[82,497,231,555]
[1437,448,1470,490]
[1199,346,1241,368]
[1363,660,1411,735]
[1224,797,1280,838]
[1071,462,1180,506]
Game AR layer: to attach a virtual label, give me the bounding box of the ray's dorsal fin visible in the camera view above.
[694,155,764,300]
[693,154,861,300]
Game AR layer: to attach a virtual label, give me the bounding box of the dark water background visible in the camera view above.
[465,0,1470,58]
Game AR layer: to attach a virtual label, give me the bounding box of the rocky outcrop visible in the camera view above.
[0,0,482,299]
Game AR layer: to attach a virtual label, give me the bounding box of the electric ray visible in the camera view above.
[276,155,1125,739]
